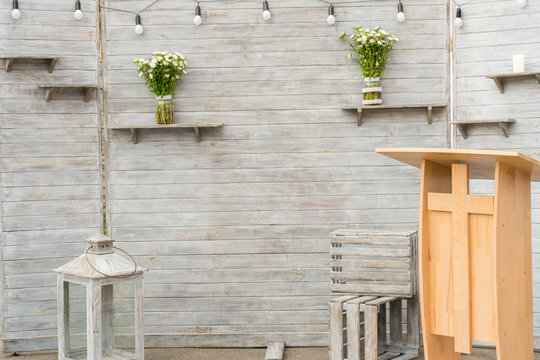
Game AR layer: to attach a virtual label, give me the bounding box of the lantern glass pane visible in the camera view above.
[102,282,136,359]
[65,281,87,359]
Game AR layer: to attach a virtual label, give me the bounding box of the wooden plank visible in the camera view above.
[364,305,378,360]
[265,341,285,360]
[485,72,540,94]
[451,164,472,354]
[329,302,345,360]
[418,160,459,359]
[347,301,361,360]
[494,161,534,360]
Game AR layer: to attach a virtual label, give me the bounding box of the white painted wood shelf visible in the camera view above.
[486,72,540,94]
[344,104,447,126]
[38,84,98,102]
[108,123,224,143]
[1,55,60,73]
[451,119,515,139]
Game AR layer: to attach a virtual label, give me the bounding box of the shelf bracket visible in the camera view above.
[130,129,138,144]
[48,58,59,73]
[427,106,433,125]
[5,58,14,72]
[194,127,201,142]
[84,87,95,102]
[456,124,467,139]
[535,74,540,86]
[45,87,55,102]
[492,77,504,94]
[498,122,510,137]
[357,109,363,126]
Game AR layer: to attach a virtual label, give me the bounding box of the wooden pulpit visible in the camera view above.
[376,148,540,360]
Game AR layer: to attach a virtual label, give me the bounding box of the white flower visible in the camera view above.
[150,62,156,68]
[165,74,170,78]
[175,74,180,79]
[139,73,143,77]
[348,53,352,59]
[369,39,375,43]
[149,74,153,79]
[182,70,187,74]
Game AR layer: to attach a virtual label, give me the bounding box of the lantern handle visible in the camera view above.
[85,246,138,278]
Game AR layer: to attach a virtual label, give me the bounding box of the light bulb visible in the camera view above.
[262,1,271,21]
[517,0,527,7]
[11,0,20,19]
[11,8,20,19]
[327,4,335,25]
[327,14,335,25]
[455,7,463,28]
[194,3,202,25]
[74,0,82,20]
[134,14,143,35]
[396,1,405,22]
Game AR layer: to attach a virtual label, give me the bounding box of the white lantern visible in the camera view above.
[55,234,146,360]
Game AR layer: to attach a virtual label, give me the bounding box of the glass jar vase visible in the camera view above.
[155,95,174,124]
[362,77,382,106]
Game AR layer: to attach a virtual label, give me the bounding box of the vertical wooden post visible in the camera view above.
[135,276,145,360]
[451,164,472,354]
[88,282,102,360]
[406,298,420,349]
[57,277,67,359]
[419,160,460,360]
[346,302,361,360]
[364,305,378,360]
[494,161,533,360]
[329,302,344,360]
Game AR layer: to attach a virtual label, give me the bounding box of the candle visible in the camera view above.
[513,55,525,73]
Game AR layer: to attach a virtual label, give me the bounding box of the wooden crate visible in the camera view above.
[330,229,418,297]
[329,295,420,360]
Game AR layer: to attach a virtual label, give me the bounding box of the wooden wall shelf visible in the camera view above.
[343,104,447,126]
[486,72,540,94]
[108,123,224,143]
[1,55,60,73]
[37,84,97,102]
[451,119,515,139]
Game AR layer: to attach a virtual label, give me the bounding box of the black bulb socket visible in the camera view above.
[195,3,201,16]
[13,0,19,10]
[263,0,269,11]
[397,1,404,13]
[328,4,334,15]
[135,14,142,26]
[456,7,462,18]
[75,0,81,11]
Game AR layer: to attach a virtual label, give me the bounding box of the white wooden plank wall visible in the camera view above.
[104,0,448,347]
[453,0,540,346]
[0,0,102,351]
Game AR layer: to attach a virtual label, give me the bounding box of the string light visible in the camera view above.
[193,2,202,25]
[11,0,21,20]
[327,4,335,25]
[135,14,144,35]
[262,0,271,21]
[454,6,463,28]
[74,0,83,20]
[396,0,405,22]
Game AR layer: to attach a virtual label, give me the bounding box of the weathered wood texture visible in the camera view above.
[329,229,417,297]
[0,0,102,351]
[103,0,449,348]
[453,0,540,344]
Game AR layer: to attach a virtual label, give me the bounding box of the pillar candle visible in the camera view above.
[513,55,525,73]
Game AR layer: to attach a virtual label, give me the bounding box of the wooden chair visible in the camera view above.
[329,229,420,360]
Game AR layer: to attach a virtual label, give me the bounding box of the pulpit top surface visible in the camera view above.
[376,148,540,181]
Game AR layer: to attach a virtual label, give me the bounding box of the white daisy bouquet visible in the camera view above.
[339,26,399,78]
[133,51,187,98]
